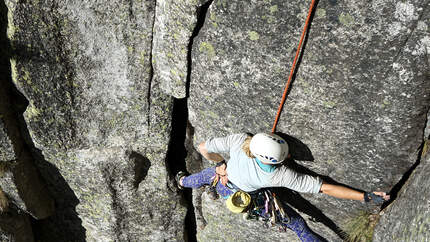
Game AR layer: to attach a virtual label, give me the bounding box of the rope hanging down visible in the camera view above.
[271,0,317,133]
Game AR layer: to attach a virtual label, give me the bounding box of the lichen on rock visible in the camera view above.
[0,0,429,241]
[189,0,430,240]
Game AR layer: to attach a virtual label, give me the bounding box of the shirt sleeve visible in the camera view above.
[205,133,248,154]
[271,166,322,194]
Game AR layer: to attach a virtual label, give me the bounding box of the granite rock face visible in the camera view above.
[1,0,429,241]
[1,0,55,221]
[189,0,430,240]
[152,0,209,98]
[374,153,430,241]
[4,0,186,241]
[0,120,14,162]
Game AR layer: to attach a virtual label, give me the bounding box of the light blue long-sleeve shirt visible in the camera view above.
[205,133,322,193]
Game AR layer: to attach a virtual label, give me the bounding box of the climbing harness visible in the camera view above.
[245,189,291,228]
[271,0,317,133]
[244,189,324,241]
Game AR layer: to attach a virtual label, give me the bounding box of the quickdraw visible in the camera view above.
[245,189,291,230]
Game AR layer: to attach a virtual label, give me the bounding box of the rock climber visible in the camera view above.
[175,133,390,240]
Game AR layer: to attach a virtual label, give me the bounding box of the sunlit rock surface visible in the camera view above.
[374,153,430,241]
[4,0,186,241]
[189,0,429,240]
[0,0,429,241]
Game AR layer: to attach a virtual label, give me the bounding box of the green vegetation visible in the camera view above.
[381,98,391,108]
[23,70,31,84]
[344,211,380,242]
[10,59,18,84]
[422,139,429,157]
[26,104,41,119]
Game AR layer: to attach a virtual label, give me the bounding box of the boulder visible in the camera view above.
[189,0,430,240]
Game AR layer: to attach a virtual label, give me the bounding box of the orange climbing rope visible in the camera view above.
[271,0,317,133]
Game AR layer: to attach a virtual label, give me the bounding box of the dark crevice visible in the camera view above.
[1,2,86,241]
[185,0,213,98]
[0,204,35,242]
[164,1,214,241]
[382,107,430,210]
[29,148,86,242]
[382,143,424,206]
[165,98,195,242]
[185,121,207,231]
[147,1,157,128]
[1,0,56,221]
[165,98,189,176]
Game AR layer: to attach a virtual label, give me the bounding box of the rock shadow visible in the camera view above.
[0,204,35,242]
[165,98,197,242]
[129,151,151,189]
[185,0,213,98]
[274,132,348,240]
[275,132,314,162]
[1,1,86,241]
[29,148,87,242]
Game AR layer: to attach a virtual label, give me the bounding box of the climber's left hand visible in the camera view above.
[215,163,228,186]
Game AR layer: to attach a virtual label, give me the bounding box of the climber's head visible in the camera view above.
[249,133,289,164]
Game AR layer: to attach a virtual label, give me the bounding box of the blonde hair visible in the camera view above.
[242,136,255,158]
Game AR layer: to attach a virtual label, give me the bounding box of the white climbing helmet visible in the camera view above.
[249,133,289,164]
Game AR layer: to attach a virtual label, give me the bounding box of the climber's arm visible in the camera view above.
[320,182,390,202]
[198,142,224,162]
[320,182,364,200]
[198,133,248,163]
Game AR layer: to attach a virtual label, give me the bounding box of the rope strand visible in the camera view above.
[271,0,317,133]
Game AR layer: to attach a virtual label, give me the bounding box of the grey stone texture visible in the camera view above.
[374,153,430,241]
[0,120,14,162]
[7,0,154,150]
[0,63,55,220]
[152,0,208,98]
[1,0,429,241]
[198,192,303,241]
[189,0,430,240]
[5,0,186,241]
[425,108,430,139]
